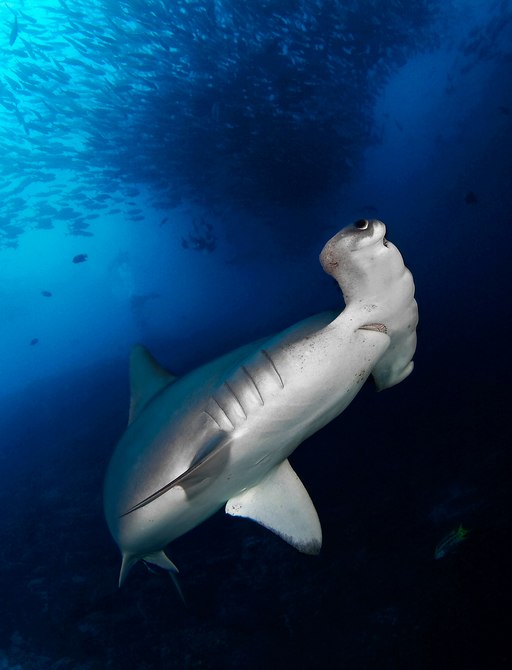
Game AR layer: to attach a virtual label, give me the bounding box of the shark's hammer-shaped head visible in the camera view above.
[320,219,395,301]
[320,219,418,390]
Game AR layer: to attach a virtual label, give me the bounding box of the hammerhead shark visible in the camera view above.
[104,219,418,586]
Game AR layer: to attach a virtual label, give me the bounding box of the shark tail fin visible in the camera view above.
[119,553,139,587]
[118,550,179,587]
[169,572,187,606]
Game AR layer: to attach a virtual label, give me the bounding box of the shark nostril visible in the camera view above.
[354,219,369,230]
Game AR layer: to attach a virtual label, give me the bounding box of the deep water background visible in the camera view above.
[1,1,511,668]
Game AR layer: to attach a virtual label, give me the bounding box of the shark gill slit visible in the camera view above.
[261,349,284,388]
[211,396,235,430]
[224,381,247,419]
[241,365,265,405]
[202,410,222,429]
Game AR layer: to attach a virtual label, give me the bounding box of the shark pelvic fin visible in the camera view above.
[119,549,179,598]
[226,459,322,554]
[119,550,179,588]
[143,550,179,573]
[128,345,177,424]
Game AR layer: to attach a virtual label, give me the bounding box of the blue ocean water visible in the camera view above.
[1,0,511,668]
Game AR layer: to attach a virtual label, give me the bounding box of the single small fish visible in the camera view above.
[9,15,18,47]
[464,191,478,205]
[30,338,39,346]
[435,525,470,559]
[41,290,52,297]
[72,253,88,264]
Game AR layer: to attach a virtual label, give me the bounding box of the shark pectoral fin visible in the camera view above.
[128,345,178,424]
[170,434,231,497]
[120,436,230,516]
[225,459,322,555]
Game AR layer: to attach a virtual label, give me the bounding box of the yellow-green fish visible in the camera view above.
[434,525,470,559]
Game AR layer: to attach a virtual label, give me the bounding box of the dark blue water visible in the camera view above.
[1,1,511,668]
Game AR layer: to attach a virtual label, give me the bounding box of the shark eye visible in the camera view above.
[354,219,369,230]
[383,238,389,247]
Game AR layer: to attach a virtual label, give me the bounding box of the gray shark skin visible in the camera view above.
[103,219,418,586]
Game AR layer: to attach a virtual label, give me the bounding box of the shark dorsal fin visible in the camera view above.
[225,459,322,555]
[128,345,177,424]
